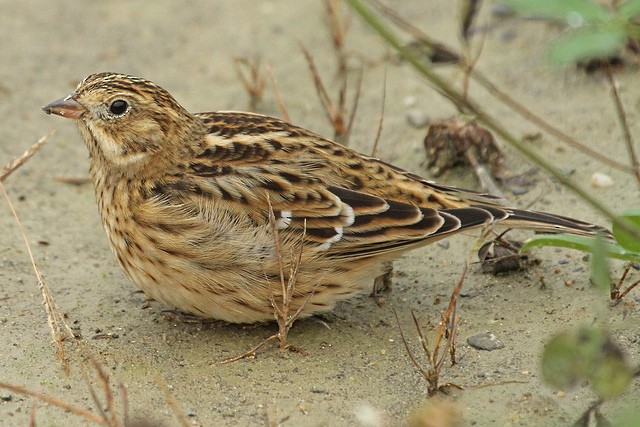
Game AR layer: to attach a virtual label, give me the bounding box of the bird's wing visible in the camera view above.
[178,111,605,259]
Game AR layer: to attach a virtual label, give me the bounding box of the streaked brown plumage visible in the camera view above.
[43,72,606,323]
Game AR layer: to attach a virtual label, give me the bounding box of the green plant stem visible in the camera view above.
[346,0,640,239]
[604,65,640,185]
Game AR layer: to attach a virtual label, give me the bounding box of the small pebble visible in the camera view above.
[467,332,505,351]
[403,95,417,107]
[437,240,450,249]
[590,172,614,188]
[491,3,515,18]
[406,109,430,128]
[511,186,529,196]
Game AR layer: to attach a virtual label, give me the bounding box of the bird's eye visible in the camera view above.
[109,99,128,116]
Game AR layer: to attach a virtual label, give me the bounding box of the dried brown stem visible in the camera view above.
[156,375,192,427]
[234,56,267,111]
[267,63,291,123]
[0,181,75,369]
[370,71,387,157]
[395,266,466,395]
[0,132,53,182]
[301,44,362,144]
[0,381,105,424]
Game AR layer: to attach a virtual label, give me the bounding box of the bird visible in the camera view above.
[42,72,607,323]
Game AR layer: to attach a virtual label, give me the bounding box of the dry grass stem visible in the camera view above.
[234,56,267,111]
[0,132,53,182]
[79,359,125,427]
[301,45,362,144]
[369,72,386,157]
[54,176,92,185]
[325,0,351,76]
[396,267,466,395]
[0,381,105,424]
[1,134,77,368]
[220,198,312,363]
[156,375,192,427]
[267,63,291,123]
[610,262,640,302]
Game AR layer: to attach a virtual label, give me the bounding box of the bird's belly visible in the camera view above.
[101,216,386,323]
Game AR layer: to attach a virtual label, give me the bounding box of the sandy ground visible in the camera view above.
[1,1,639,426]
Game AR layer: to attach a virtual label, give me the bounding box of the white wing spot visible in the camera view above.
[276,210,292,229]
[317,226,344,251]
[342,204,355,227]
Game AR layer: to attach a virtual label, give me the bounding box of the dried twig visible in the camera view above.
[220,198,312,363]
[156,375,192,427]
[0,381,105,424]
[370,70,386,158]
[395,266,466,395]
[266,63,291,123]
[301,44,362,145]
[234,56,267,111]
[1,133,77,368]
[325,0,351,76]
[610,262,640,302]
[0,132,53,182]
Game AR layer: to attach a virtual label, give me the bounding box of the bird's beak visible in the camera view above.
[42,93,85,119]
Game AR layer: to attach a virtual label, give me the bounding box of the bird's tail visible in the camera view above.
[446,205,612,240]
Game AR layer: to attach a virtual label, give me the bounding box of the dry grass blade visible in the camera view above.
[156,375,191,427]
[394,309,431,383]
[266,63,291,123]
[220,198,312,363]
[300,44,362,144]
[370,70,386,157]
[325,0,351,75]
[0,132,52,182]
[266,197,312,350]
[395,267,466,395]
[54,176,92,185]
[1,133,77,369]
[301,45,344,136]
[433,265,465,369]
[610,262,640,302]
[0,381,105,424]
[219,335,279,364]
[460,0,482,43]
[234,56,267,111]
[81,359,121,427]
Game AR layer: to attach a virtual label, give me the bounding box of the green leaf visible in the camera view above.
[590,234,610,294]
[612,209,640,252]
[505,0,610,23]
[618,0,640,20]
[521,234,640,262]
[592,354,633,399]
[548,27,627,65]
[542,331,586,389]
[542,327,633,398]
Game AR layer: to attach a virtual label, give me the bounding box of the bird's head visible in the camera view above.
[43,72,203,169]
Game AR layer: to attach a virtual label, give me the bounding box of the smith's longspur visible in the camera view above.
[43,72,607,323]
